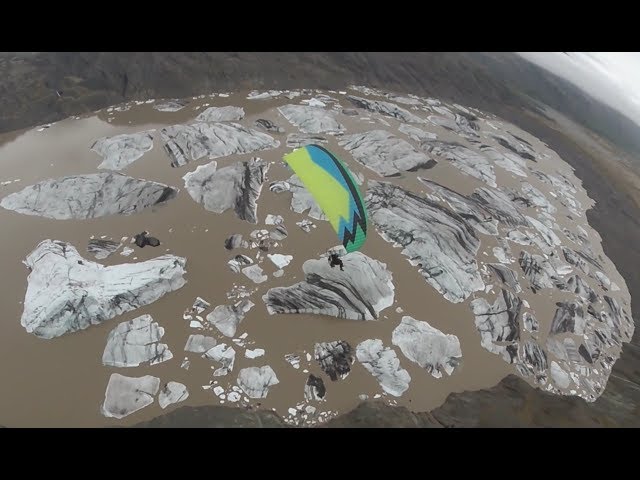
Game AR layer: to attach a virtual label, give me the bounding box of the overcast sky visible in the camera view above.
[517,52,640,126]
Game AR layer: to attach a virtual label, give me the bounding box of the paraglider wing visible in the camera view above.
[283,144,367,253]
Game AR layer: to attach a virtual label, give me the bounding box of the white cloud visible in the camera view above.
[517,52,640,126]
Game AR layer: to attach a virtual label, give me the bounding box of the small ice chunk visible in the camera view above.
[296,219,314,232]
[265,214,284,225]
[267,253,293,269]
[213,386,225,396]
[245,348,266,359]
[158,382,189,409]
[205,343,236,376]
[242,264,268,284]
[285,354,301,369]
[192,297,210,314]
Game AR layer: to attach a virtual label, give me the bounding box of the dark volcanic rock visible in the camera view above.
[134,231,160,248]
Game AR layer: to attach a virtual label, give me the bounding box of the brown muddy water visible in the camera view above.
[0,88,632,427]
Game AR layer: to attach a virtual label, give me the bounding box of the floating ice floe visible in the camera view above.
[470,290,521,363]
[20,240,186,339]
[278,105,345,134]
[595,271,620,292]
[487,264,522,294]
[90,131,154,171]
[391,316,462,378]
[184,334,217,353]
[254,119,284,133]
[285,354,301,369]
[519,251,564,293]
[479,144,528,177]
[492,133,537,161]
[154,99,189,112]
[516,340,548,383]
[207,299,255,337]
[339,130,435,177]
[296,219,315,232]
[245,348,265,359]
[161,122,279,167]
[102,314,173,367]
[228,254,254,273]
[196,106,245,123]
[366,181,483,303]
[191,297,210,314]
[242,264,268,284]
[158,382,189,409]
[87,239,122,260]
[305,374,326,401]
[182,157,269,223]
[523,312,539,334]
[263,252,394,320]
[265,214,284,226]
[0,173,178,220]
[550,361,571,389]
[521,182,556,214]
[204,343,236,376]
[356,339,411,396]
[236,366,280,398]
[314,341,354,381]
[418,178,498,236]
[267,254,293,269]
[346,95,426,123]
[101,373,160,419]
[286,133,328,148]
[471,186,528,228]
